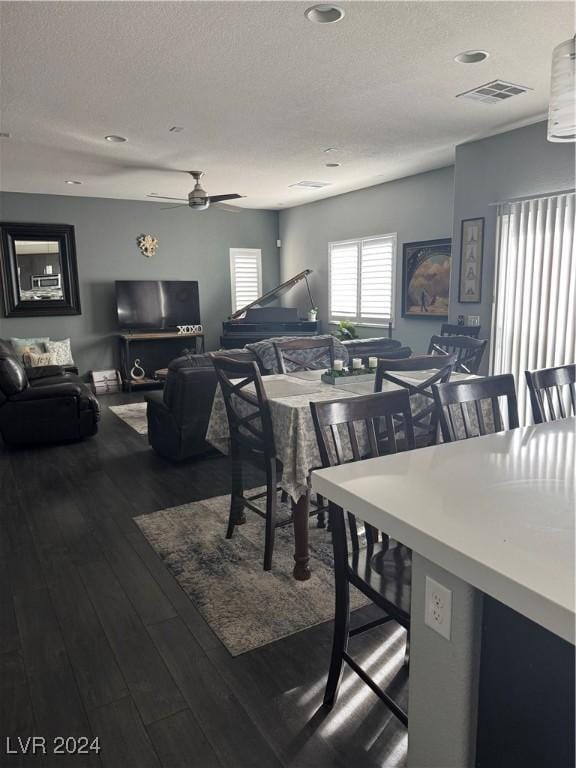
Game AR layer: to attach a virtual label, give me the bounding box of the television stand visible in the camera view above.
[118,331,205,392]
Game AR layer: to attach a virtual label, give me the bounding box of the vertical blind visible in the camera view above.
[230,248,262,313]
[491,192,575,424]
[329,234,396,323]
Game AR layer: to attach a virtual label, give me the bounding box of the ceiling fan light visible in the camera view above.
[548,36,576,142]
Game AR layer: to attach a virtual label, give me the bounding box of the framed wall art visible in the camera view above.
[458,217,484,303]
[402,238,452,318]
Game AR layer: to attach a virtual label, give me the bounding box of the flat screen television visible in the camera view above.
[115,280,201,330]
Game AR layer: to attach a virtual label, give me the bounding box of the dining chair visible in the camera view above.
[212,355,282,570]
[310,389,415,725]
[428,334,487,375]
[432,373,519,443]
[273,336,335,374]
[375,354,457,448]
[440,322,481,338]
[525,364,576,423]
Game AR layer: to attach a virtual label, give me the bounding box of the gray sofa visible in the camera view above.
[146,336,411,462]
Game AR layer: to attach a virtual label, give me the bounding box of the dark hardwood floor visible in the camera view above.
[0,394,407,768]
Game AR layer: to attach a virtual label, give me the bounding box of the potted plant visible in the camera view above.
[307,307,318,321]
[334,320,358,340]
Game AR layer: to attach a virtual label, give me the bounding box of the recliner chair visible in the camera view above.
[0,340,100,446]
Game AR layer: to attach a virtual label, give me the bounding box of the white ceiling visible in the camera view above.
[0,1,572,210]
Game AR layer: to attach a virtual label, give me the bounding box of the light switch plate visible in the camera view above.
[425,576,452,640]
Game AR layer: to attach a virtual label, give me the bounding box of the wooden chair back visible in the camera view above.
[441,322,481,338]
[375,354,457,445]
[273,336,335,373]
[428,334,487,375]
[211,355,276,457]
[525,364,576,423]
[432,373,519,442]
[311,390,415,552]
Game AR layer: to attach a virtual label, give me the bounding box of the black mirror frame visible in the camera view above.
[0,222,82,317]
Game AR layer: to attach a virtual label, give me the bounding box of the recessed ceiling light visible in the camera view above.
[325,162,341,168]
[454,50,490,64]
[65,179,82,185]
[305,5,344,24]
[104,135,127,143]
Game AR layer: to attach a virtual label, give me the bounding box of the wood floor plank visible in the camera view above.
[47,556,128,711]
[0,559,19,655]
[147,709,223,768]
[148,617,284,768]
[13,587,100,768]
[0,652,36,767]
[79,559,186,725]
[88,697,160,768]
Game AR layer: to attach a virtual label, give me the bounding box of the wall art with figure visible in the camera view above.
[401,238,452,318]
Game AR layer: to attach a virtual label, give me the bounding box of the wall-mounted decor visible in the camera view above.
[137,233,158,258]
[402,238,452,318]
[0,222,81,317]
[458,218,484,303]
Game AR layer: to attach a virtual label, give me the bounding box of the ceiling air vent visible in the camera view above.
[457,80,532,104]
[289,181,332,189]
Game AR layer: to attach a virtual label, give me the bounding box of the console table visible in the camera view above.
[118,331,205,392]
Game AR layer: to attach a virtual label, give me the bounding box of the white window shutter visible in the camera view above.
[230,248,262,313]
[330,241,359,317]
[360,235,395,322]
[329,234,396,324]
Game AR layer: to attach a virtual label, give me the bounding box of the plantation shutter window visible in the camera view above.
[329,234,396,324]
[230,248,262,313]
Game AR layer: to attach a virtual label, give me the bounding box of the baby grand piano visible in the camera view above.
[220,269,319,348]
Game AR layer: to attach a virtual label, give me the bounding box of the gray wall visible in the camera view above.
[0,192,279,373]
[278,166,455,354]
[450,121,575,347]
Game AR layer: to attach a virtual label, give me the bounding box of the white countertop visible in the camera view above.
[312,418,576,643]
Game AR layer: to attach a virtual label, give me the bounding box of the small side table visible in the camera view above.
[118,331,204,392]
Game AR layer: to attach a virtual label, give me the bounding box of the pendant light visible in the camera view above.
[548,36,576,142]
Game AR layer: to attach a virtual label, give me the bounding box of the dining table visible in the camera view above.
[311,416,575,768]
[206,367,474,580]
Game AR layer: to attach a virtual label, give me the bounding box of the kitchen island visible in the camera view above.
[312,417,575,767]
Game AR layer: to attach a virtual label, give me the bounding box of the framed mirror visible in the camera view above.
[0,222,81,317]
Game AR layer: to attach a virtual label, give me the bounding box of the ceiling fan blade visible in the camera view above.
[161,204,189,210]
[147,194,188,201]
[208,194,244,203]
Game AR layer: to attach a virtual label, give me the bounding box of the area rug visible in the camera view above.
[109,402,148,435]
[135,491,368,655]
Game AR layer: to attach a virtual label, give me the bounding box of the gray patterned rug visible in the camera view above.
[109,402,148,435]
[135,490,368,655]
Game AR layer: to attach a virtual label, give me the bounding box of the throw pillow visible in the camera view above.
[23,351,56,367]
[10,337,50,360]
[45,338,75,366]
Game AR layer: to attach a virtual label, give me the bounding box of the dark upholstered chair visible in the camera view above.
[0,340,99,446]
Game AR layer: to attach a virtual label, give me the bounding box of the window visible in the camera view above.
[230,248,262,313]
[329,234,396,325]
[491,192,575,423]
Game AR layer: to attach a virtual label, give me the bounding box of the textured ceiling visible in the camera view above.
[0,1,572,209]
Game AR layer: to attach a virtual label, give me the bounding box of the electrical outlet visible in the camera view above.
[425,576,452,640]
[467,315,480,326]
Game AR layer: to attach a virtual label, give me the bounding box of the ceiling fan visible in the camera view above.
[147,171,244,212]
